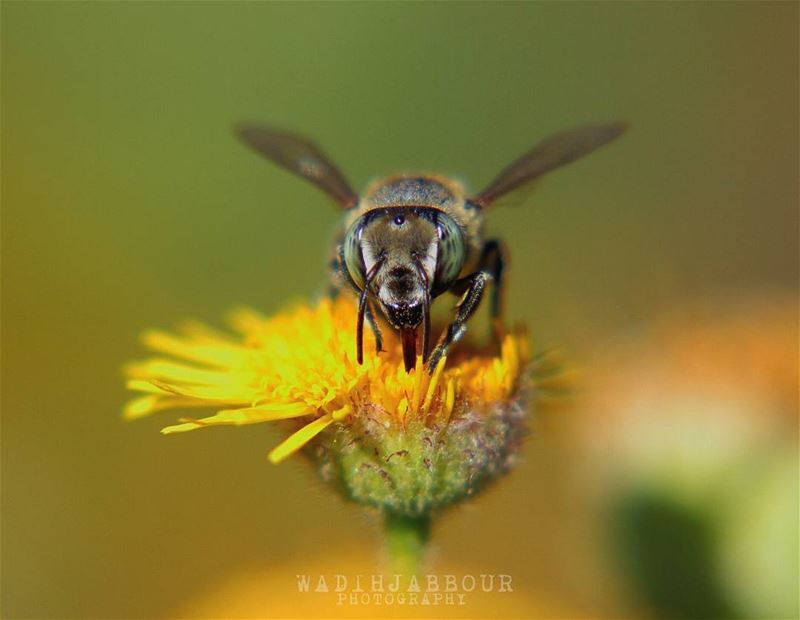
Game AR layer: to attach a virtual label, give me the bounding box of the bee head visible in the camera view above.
[350,210,434,329]
[343,208,466,330]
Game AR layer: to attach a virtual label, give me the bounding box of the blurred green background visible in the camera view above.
[2,2,797,619]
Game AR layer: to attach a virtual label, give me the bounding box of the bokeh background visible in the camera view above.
[2,2,797,619]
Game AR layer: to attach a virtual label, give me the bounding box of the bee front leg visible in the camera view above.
[427,272,491,372]
[364,300,384,354]
[336,244,383,358]
[426,239,506,373]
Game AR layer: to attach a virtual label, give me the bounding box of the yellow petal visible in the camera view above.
[123,394,213,419]
[423,356,446,412]
[444,378,456,421]
[144,379,255,403]
[126,379,164,394]
[141,330,247,368]
[126,358,245,386]
[268,413,334,464]
[161,402,312,434]
[331,403,352,421]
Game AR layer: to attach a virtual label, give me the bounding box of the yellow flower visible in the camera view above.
[126,296,528,452]
[124,296,564,515]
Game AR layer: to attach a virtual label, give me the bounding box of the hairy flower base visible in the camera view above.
[124,296,564,511]
[317,395,529,516]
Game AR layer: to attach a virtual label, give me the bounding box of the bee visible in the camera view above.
[236,122,626,373]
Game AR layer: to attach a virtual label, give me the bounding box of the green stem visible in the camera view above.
[383,511,431,576]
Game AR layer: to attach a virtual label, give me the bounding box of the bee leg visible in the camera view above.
[357,293,384,361]
[481,239,506,321]
[365,301,384,354]
[426,240,506,373]
[338,244,385,362]
[427,271,491,373]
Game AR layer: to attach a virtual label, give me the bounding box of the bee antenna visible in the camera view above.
[413,258,431,363]
[356,258,385,365]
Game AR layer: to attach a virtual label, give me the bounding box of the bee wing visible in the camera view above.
[235,124,359,209]
[473,122,627,207]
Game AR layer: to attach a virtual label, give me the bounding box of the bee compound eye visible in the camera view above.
[432,214,467,296]
[343,221,367,290]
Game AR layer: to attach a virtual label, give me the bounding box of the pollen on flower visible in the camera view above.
[126,297,522,453]
[124,296,560,513]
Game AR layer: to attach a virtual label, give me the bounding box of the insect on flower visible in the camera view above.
[236,122,626,373]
